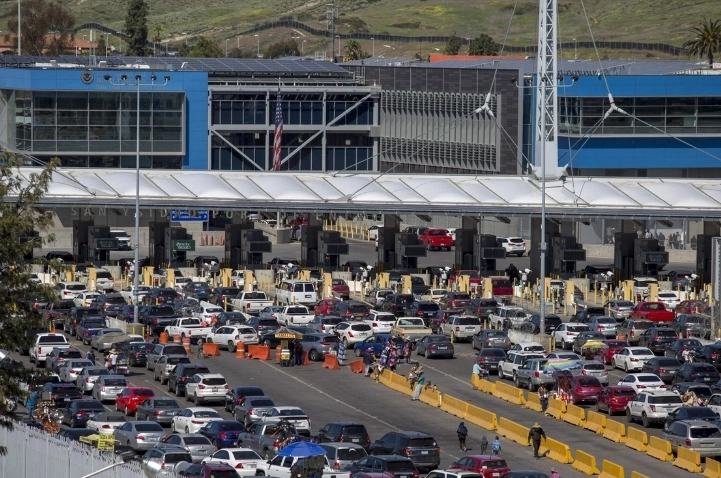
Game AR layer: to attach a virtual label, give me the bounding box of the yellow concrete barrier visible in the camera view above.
[703,457,721,478]
[378,369,393,386]
[584,410,607,434]
[387,372,412,395]
[631,472,651,478]
[673,446,702,473]
[563,403,586,427]
[440,394,468,419]
[524,392,543,412]
[539,437,574,464]
[493,380,526,405]
[646,436,674,462]
[419,386,441,407]
[465,404,498,431]
[602,419,626,443]
[546,397,566,419]
[497,417,530,446]
[471,375,496,395]
[625,427,649,453]
[572,449,601,475]
[598,460,625,478]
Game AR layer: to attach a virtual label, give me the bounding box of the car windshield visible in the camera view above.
[567,326,590,332]
[638,376,661,382]
[203,378,226,386]
[481,349,506,357]
[153,399,179,408]
[232,450,262,460]
[631,349,653,355]
[386,461,417,472]
[656,330,677,337]
[88,369,109,376]
[428,336,450,343]
[657,359,680,366]
[493,280,512,288]
[348,304,369,313]
[485,331,507,338]
[132,344,154,352]
[103,378,127,386]
[135,389,154,396]
[337,448,366,460]
[691,428,721,438]
[478,460,507,469]
[694,365,717,372]
[38,336,68,344]
[243,292,267,300]
[183,436,211,444]
[219,421,245,431]
[194,411,221,418]
[649,395,683,404]
[164,453,193,464]
[277,409,305,416]
[577,377,601,386]
[612,389,636,396]
[583,363,605,370]
[457,317,480,325]
[596,318,616,324]
[689,386,713,396]
[687,408,717,418]
[135,423,163,432]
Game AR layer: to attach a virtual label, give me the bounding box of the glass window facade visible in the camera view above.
[559,97,721,135]
[6,90,185,156]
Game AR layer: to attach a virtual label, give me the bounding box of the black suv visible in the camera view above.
[368,431,440,470]
[673,363,720,384]
[381,294,415,316]
[528,314,562,334]
[142,288,178,306]
[64,307,103,336]
[636,327,678,355]
[314,422,371,451]
[344,455,418,478]
[464,298,498,319]
[572,307,606,323]
[694,344,721,368]
[224,386,266,412]
[128,342,154,367]
[167,363,210,397]
[407,301,440,323]
[209,287,241,309]
[95,293,127,318]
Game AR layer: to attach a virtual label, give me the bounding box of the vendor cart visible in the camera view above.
[274,328,303,367]
[580,340,606,362]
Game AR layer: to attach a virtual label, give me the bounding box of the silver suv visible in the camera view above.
[662,420,721,457]
[626,390,683,428]
[617,319,654,345]
[515,358,555,392]
[571,360,609,386]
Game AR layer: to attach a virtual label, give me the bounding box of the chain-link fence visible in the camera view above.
[0,422,144,478]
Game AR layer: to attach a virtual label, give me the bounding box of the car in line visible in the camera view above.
[86,411,128,435]
[497,351,544,382]
[232,395,276,427]
[140,445,194,478]
[343,455,419,478]
[318,443,368,470]
[135,397,183,424]
[153,355,192,384]
[552,323,591,350]
[367,431,441,470]
[595,386,636,415]
[604,300,636,321]
[58,398,105,428]
[599,339,630,365]
[115,386,156,415]
[616,319,655,345]
[612,347,655,372]
[568,376,604,404]
[626,390,683,428]
[618,373,666,393]
[113,420,167,451]
[261,406,311,436]
[415,335,455,359]
[198,420,247,449]
[662,420,721,458]
[314,422,371,451]
[172,407,223,434]
[439,316,482,343]
[200,447,265,476]
[75,366,110,394]
[664,338,704,362]
[663,407,718,431]
[475,348,507,374]
[223,385,266,413]
[673,363,720,384]
[186,373,229,405]
[641,357,683,383]
[91,375,128,402]
[159,434,215,463]
[471,330,511,352]
[636,327,679,355]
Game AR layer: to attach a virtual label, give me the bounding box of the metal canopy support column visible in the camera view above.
[322,91,327,172]
[265,90,271,169]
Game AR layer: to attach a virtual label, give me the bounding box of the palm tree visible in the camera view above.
[683,18,721,67]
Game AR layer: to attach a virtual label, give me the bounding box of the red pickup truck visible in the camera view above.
[420,228,454,251]
[629,301,675,322]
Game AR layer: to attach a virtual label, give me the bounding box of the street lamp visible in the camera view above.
[371,37,374,57]
[17,0,20,55]
[302,39,306,55]
[104,72,170,323]
[254,34,260,57]
[225,39,228,57]
[335,35,341,57]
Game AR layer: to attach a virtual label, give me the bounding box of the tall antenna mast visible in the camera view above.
[326,3,336,61]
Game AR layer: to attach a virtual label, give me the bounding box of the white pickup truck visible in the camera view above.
[231,291,274,315]
[30,333,70,365]
[390,317,433,341]
[276,306,315,326]
[164,317,213,340]
[255,454,350,478]
[231,270,258,289]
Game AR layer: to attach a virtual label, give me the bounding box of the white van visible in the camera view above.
[276,280,318,306]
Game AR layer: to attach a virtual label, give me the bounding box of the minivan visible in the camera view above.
[276,280,318,306]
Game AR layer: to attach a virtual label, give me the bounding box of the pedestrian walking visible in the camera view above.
[86,350,96,365]
[109,350,118,374]
[363,349,377,376]
[411,370,425,401]
[26,390,37,420]
[528,422,547,459]
[480,435,488,454]
[538,384,549,412]
[294,339,304,366]
[457,422,468,451]
[491,436,501,455]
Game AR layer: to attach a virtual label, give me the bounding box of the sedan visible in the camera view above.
[595,386,636,415]
[262,406,311,435]
[570,376,604,404]
[415,335,455,359]
[201,448,264,476]
[472,330,511,351]
[59,399,105,428]
[258,306,284,320]
[114,420,167,451]
[572,331,608,354]
[172,407,223,434]
[233,396,276,426]
[75,366,110,394]
[665,338,704,362]
[334,322,373,347]
[618,373,666,393]
[135,397,182,424]
[198,420,246,449]
[90,328,125,352]
[86,411,128,435]
[674,363,721,384]
[116,387,156,415]
[302,333,339,362]
[600,340,629,365]
[160,433,215,463]
[612,347,655,372]
[41,382,83,405]
[92,375,128,402]
[642,357,682,383]
[58,359,95,383]
[605,300,636,321]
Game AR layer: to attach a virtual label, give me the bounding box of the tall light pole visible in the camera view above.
[254,34,259,57]
[225,39,228,57]
[336,35,340,57]
[104,72,170,324]
[17,0,20,55]
[105,32,110,56]
[302,40,306,55]
[371,37,374,57]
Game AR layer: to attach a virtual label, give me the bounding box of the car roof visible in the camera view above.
[643,390,678,396]
[681,420,720,427]
[321,442,367,449]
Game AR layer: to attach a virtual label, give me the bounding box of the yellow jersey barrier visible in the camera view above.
[546,397,566,419]
[646,436,674,462]
[602,419,627,443]
[465,404,498,431]
[497,417,530,446]
[563,403,586,427]
[625,427,649,453]
[440,394,468,419]
[378,369,393,386]
[538,436,574,464]
[673,446,702,473]
[630,472,651,478]
[472,375,496,395]
[584,410,607,434]
[418,386,441,407]
[492,380,526,405]
[572,449,601,475]
[703,457,721,478]
[598,460,625,478]
[524,392,543,412]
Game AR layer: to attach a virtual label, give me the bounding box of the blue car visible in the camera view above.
[197,420,246,448]
[353,334,405,358]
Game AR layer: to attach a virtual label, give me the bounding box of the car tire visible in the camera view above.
[562,340,569,350]
[71,418,77,428]
[309,349,320,361]
[354,348,363,357]
[263,339,272,347]
[642,413,650,428]
[153,371,159,382]
[596,401,602,414]
[626,408,634,423]
[528,381,536,392]
[450,331,456,344]
[425,350,430,359]
[514,375,522,388]
[171,422,176,432]
[228,341,236,353]
[498,368,505,380]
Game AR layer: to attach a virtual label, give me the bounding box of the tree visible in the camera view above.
[263,39,300,59]
[344,39,369,60]
[189,36,223,58]
[4,0,75,56]
[469,33,499,56]
[444,34,462,55]
[0,153,59,455]
[96,35,107,57]
[177,41,191,57]
[683,18,721,66]
[124,0,150,56]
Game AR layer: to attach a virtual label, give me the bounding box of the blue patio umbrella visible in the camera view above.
[277,441,327,457]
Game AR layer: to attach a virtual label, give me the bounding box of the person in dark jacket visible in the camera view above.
[527,422,547,459]
[457,422,468,451]
[294,340,304,366]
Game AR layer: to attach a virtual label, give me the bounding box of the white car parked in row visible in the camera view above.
[497,237,526,256]
[206,326,259,352]
[202,448,264,476]
[172,407,223,434]
[612,347,655,372]
[618,373,666,393]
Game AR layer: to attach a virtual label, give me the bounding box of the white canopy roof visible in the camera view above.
[15,168,721,219]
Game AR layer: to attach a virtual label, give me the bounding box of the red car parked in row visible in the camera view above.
[115,386,155,415]
[595,386,636,415]
[601,339,630,365]
[314,298,340,316]
[419,228,454,251]
[449,455,511,478]
[570,376,604,405]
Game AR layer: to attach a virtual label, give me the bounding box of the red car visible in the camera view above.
[331,279,350,300]
[314,298,340,316]
[419,228,454,251]
[115,387,155,414]
[601,339,630,365]
[630,302,675,322]
[595,385,636,415]
[178,463,237,478]
[570,376,604,404]
[449,455,511,478]
[675,300,709,316]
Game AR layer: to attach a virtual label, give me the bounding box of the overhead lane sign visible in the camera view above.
[171,210,209,222]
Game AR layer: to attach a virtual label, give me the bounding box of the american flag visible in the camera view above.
[272,87,283,171]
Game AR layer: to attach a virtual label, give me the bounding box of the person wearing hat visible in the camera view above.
[109,349,119,374]
[528,422,547,459]
[550,468,559,478]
